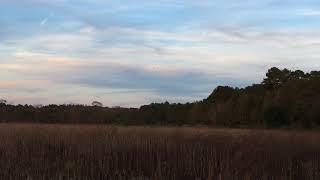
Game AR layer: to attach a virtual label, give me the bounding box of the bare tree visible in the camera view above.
[92,101,103,107]
[0,99,7,104]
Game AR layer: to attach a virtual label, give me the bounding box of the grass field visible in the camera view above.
[0,124,319,179]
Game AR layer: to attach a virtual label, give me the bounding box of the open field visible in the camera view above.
[0,124,319,179]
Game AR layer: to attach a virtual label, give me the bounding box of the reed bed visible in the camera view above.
[0,124,319,179]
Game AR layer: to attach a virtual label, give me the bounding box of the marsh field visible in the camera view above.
[0,124,319,179]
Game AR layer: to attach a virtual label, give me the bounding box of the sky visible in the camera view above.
[0,0,320,107]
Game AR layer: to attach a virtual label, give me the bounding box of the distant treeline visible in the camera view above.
[1,67,320,128]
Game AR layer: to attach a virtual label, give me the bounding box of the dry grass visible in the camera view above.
[0,124,319,179]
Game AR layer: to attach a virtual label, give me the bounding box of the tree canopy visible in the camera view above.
[0,67,320,129]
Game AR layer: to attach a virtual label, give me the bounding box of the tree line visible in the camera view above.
[1,67,320,129]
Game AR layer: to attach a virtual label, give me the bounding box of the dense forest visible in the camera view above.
[1,67,320,129]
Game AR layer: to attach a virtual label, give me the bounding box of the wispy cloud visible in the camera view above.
[40,18,48,26]
[40,13,53,26]
[297,9,320,16]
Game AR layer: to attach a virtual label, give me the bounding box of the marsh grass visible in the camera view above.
[0,124,319,179]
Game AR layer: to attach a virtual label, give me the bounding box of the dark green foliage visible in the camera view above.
[0,67,320,129]
[264,106,289,128]
[206,86,236,103]
[263,67,291,88]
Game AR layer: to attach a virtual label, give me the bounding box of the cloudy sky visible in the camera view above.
[0,0,320,107]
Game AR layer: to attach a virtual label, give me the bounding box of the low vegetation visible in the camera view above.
[0,124,319,179]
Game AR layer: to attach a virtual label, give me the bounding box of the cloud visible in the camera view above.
[63,63,216,95]
[1,50,253,105]
[0,80,49,91]
[297,9,320,16]
[40,13,54,26]
[40,18,48,26]
[4,24,320,93]
[1,0,320,106]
